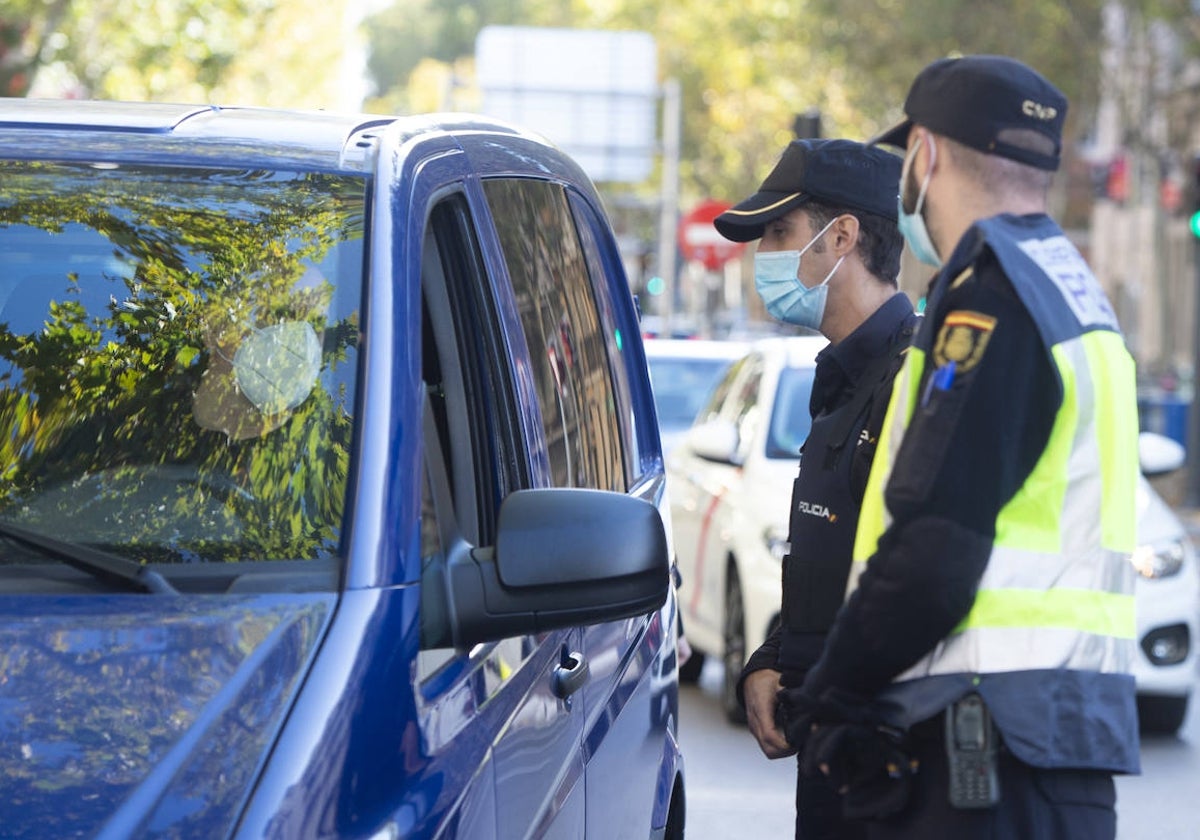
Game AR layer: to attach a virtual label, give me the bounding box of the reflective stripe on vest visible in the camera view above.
[848,306,1138,681]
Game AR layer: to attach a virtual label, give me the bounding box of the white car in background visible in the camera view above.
[1132,433,1200,734]
[644,339,748,454]
[667,336,1200,732]
[666,336,825,721]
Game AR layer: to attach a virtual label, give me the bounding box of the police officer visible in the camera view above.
[780,55,1140,839]
[713,138,916,840]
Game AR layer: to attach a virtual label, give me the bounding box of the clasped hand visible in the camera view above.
[776,686,919,820]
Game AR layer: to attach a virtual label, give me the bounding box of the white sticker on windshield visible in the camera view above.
[233,321,322,415]
[1017,235,1119,330]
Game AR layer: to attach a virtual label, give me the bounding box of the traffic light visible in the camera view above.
[793,109,822,140]
[1189,154,1200,238]
[0,20,30,97]
[1106,153,1129,204]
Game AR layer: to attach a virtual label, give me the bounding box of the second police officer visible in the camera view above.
[714,137,918,840]
[781,55,1140,839]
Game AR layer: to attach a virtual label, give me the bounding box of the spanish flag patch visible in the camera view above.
[932,310,996,373]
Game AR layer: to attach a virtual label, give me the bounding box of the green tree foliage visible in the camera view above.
[6,0,1199,205]
[366,0,524,101]
[581,1,843,207]
[363,0,1200,212]
[362,0,597,113]
[808,1,1105,123]
[1,0,352,106]
[0,0,68,96]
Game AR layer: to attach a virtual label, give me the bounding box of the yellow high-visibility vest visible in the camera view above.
[851,221,1138,684]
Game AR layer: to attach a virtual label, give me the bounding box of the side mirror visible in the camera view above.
[686,419,741,465]
[439,488,670,648]
[1139,431,1185,477]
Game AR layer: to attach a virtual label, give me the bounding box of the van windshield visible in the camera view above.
[0,161,364,576]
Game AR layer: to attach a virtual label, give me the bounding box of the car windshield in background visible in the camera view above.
[648,356,735,432]
[766,366,817,458]
[0,161,364,572]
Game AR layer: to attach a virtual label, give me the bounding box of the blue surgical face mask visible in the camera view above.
[754,216,845,329]
[897,133,942,268]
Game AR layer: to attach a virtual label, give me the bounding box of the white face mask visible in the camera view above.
[897,134,942,268]
[753,216,845,329]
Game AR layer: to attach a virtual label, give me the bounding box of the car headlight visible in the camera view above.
[1129,539,1187,579]
[764,526,789,563]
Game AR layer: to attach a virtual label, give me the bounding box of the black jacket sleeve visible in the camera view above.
[801,252,1060,701]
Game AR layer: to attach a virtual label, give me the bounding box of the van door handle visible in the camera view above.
[552,650,589,699]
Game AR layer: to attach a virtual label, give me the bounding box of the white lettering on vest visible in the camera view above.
[1017,235,1119,330]
[797,500,837,523]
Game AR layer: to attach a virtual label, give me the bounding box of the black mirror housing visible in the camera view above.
[440,488,669,648]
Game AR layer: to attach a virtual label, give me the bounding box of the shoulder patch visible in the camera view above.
[933,310,996,373]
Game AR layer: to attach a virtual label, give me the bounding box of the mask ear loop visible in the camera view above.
[809,214,851,290]
[798,214,842,259]
[911,132,937,217]
[817,254,846,289]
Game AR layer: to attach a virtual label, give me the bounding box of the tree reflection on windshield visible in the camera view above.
[0,161,364,568]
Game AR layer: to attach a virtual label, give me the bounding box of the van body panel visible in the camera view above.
[0,594,333,838]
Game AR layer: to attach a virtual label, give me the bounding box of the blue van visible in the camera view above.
[0,100,684,838]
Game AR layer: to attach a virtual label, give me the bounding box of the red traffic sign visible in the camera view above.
[678,199,746,271]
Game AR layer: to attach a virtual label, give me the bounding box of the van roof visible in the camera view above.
[0,98,544,173]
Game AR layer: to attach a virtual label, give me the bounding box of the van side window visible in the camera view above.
[483,179,625,492]
[421,196,526,547]
[566,192,641,481]
[417,191,533,685]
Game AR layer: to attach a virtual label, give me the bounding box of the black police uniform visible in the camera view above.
[795,219,1123,839]
[740,291,918,840]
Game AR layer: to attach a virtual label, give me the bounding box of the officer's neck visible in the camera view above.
[821,268,896,346]
[928,171,1048,263]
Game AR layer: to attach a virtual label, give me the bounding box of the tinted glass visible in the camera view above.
[483,179,624,491]
[766,366,817,458]
[0,161,364,569]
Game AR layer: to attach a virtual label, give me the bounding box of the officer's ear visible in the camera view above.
[830,214,860,257]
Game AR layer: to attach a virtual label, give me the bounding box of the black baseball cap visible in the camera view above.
[873,55,1067,171]
[714,138,902,243]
